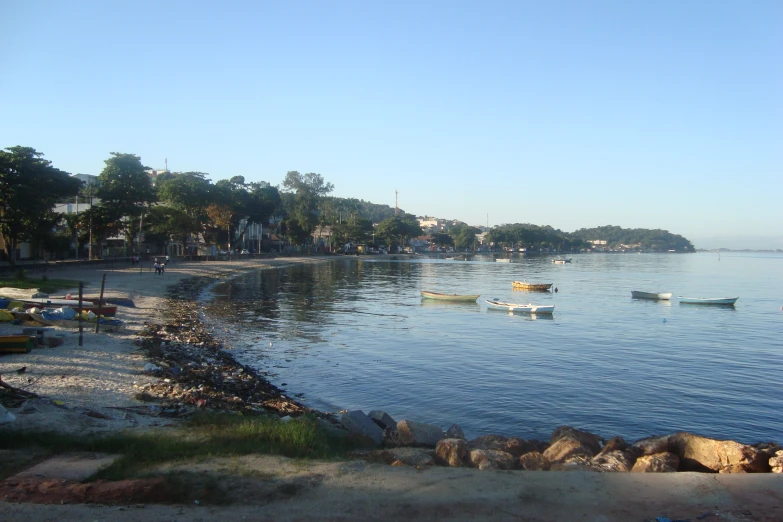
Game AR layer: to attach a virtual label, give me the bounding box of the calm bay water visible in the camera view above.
[203,253,783,443]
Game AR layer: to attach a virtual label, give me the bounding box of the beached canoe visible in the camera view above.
[512,281,553,291]
[18,300,117,317]
[421,291,480,302]
[678,296,738,305]
[485,300,555,314]
[631,291,673,300]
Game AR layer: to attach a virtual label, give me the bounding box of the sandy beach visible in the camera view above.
[1,257,782,521]
[0,257,328,432]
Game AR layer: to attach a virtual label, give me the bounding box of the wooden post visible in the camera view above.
[94,273,106,333]
[78,282,84,346]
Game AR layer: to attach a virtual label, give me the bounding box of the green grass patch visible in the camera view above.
[0,277,82,293]
[0,413,359,480]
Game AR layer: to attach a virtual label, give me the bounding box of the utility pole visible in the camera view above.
[74,196,79,259]
[395,189,398,216]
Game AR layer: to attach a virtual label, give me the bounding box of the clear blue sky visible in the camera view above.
[2,1,780,249]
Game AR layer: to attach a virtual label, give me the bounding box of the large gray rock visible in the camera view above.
[519,451,550,471]
[317,418,351,439]
[549,426,603,454]
[632,435,673,455]
[367,410,397,430]
[397,420,445,448]
[631,452,680,472]
[591,450,636,472]
[445,424,465,440]
[669,432,769,473]
[340,410,383,446]
[382,426,401,447]
[468,449,516,470]
[591,437,639,472]
[543,438,596,463]
[435,438,467,467]
[468,434,543,457]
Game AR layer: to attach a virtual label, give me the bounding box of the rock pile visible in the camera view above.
[134,276,307,417]
[339,410,783,474]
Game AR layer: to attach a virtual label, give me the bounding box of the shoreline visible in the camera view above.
[1,255,782,449]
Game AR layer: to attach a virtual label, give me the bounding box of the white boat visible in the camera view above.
[552,257,572,264]
[485,300,554,314]
[421,291,480,302]
[631,291,673,300]
[496,258,512,263]
[678,296,738,305]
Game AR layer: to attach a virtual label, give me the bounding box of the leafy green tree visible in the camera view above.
[96,153,156,249]
[156,172,212,221]
[281,171,334,243]
[450,224,480,250]
[239,181,281,247]
[97,153,156,218]
[430,232,454,248]
[375,216,422,251]
[0,146,81,264]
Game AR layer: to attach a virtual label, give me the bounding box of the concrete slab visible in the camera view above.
[11,452,120,481]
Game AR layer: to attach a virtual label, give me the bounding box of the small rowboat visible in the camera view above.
[512,281,553,292]
[678,296,738,305]
[421,291,480,302]
[495,258,512,263]
[631,291,672,300]
[485,300,554,314]
[552,257,572,264]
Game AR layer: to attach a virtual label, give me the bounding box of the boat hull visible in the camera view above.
[421,291,479,302]
[631,291,672,300]
[678,297,738,305]
[485,300,554,314]
[19,300,118,317]
[512,281,553,291]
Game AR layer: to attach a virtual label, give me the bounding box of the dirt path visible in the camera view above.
[1,454,782,521]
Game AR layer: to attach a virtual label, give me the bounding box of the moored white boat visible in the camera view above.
[631,291,672,300]
[421,291,480,302]
[485,300,554,314]
[496,258,512,263]
[552,257,572,264]
[678,296,738,305]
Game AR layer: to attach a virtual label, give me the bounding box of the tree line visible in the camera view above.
[487,223,694,252]
[1,146,694,265]
[0,146,426,265]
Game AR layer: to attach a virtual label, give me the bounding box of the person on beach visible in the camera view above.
[153,261,161,275]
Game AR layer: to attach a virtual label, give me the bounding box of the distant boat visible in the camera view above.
[496,258,512,263]
[631,291,673,300]
[512,281,553,292]
[552,257,572,264]
[678,296,738,305]
[421,291,480,302]
[485,300,555,314]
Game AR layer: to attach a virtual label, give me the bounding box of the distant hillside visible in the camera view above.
[568,225,694,252]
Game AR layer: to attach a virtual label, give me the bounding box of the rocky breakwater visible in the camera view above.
[134,276,307,417]
[335,410,783,473]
